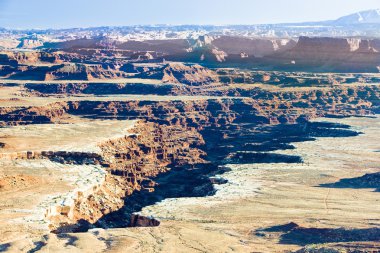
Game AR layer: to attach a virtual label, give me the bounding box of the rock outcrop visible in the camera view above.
[129,214,160,227]
[25,82,175,95]
[0,51,61,65]
[268,37,380,72]
[1,63,127,81]
[44,64,127,81]
[211,36,296,58]
[46,120,205,232]
[1,83,379,233]
[136,62,218,85]
[17,38,44,49]
[2,85,379,127]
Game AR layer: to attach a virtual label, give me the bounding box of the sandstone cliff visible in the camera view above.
[0,83,379,232]
[135,62,219,85]
[268,37,380,72]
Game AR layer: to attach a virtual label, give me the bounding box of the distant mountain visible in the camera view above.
[2,9,380,42]
[333,9,380,25]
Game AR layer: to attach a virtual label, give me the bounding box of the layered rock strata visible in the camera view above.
[3,85,379,127]
[40,121,205,232]
[0,85,379,232]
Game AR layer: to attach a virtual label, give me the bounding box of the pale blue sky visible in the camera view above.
[0,0,379,29]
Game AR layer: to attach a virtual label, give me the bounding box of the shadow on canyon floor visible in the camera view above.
[95,163,228,229]
[56,120,361,233]
[54,163,230,233]
[92,121,360,230]
[256,222,380,246]
[320,172,380,192]
[201,121,360,163]
[0,243,11,252]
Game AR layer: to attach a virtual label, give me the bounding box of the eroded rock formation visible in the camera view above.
[135,62,218,85]
[44,120,205,232]
[2,85,380,127]
[269,37,380,72]
[0,83,379,233]
[0,51,61,65]
[44,64,127,81]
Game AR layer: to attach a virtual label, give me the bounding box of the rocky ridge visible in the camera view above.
[135,62,219,85]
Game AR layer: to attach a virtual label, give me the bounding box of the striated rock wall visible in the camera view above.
[45,120,206,232]
[0,85,379,231]
[44,63,127,81]
[211,36,296,58]
[17,39,44,49]
[2,63,127,81]
[290,37,380,56]
[0,51,61,65]
[2,86,379,127]
[134,62,219,85]
[0,117,207,232]
[269,37,380,72]
[25,82,175,95]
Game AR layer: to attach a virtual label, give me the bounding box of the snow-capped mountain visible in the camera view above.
[2,9,380,44]
[334,9,380,25]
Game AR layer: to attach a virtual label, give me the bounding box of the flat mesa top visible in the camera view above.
[0,120,136,153]
[0,85,237,108]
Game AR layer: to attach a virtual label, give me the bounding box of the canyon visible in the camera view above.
[0,72,379,252]
[1,36,380,78]
[0,13,379,252]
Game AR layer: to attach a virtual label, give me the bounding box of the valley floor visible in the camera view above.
[19,116,379,253]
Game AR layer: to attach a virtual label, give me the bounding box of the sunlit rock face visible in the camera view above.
[0,8,380,252]
[267,36,380,72]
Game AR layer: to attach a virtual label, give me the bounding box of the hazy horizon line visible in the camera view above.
[1,8,378,31]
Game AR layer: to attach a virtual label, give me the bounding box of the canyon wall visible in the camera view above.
[45,120,206,232]
[267,37,380,72]
[0,85,379,231]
